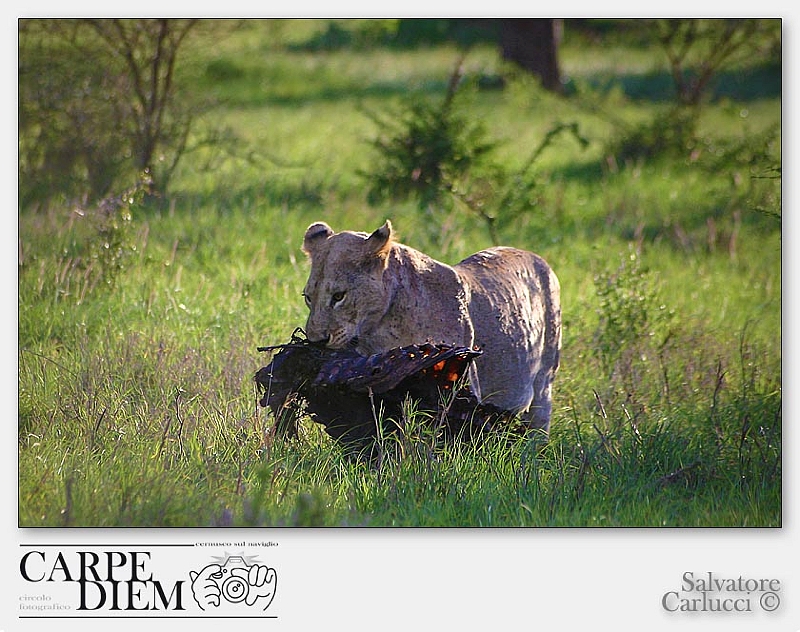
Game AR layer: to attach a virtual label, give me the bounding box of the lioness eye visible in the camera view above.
[330,291,346,307]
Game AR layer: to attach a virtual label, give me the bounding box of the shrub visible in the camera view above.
[361,58,496,210]
[19,19,199,207]
[604,19,780,164]
[362,57,587,243]
[593,247,672,378]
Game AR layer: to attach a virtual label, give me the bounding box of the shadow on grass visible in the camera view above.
[200,61,453,110]
[573,61,781,104]
[286,18,498,53]
[204,55,780,110]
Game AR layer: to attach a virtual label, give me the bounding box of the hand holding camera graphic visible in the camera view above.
[190,556,277,611]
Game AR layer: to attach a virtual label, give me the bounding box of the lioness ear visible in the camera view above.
[364,220,393,259]
[303,222,334,255]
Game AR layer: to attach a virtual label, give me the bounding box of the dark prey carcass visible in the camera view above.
[254,329,517,450]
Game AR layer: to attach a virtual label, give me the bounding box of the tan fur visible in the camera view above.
[301,220,561,432]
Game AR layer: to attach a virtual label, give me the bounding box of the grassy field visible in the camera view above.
[17,20,781,527]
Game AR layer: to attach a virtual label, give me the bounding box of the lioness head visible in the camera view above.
[301,220,394,349]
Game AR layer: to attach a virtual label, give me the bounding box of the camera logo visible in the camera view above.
[189,555,277,611]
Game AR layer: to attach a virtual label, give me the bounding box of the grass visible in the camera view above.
[17,19,781,527]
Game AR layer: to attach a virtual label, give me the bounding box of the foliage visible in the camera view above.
[694,121,782,225]
[85,175,153,289]
[448,120,588,243]
[291,19,499,51]
[362,57,496,210]
[19,21,129,206]
[654,19,780,107]
[605,105,700,164]
[362,57,588,243]
[592,247,672,378]
[604,19,780,163]
[19,19,199,206]
[85,19,198,193]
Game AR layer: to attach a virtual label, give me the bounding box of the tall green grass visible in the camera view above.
[18,20,780,527]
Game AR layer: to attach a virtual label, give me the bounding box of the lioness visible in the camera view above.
[301,220,561,433]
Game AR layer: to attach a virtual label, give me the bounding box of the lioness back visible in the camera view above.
[301,220,561,434]
[455,247,561,430]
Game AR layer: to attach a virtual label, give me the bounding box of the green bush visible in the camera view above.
[19,19,199,207]
[362,60,588,244]
[606,105,699,164]
[361,70,496,209]
[593,247,672,377]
